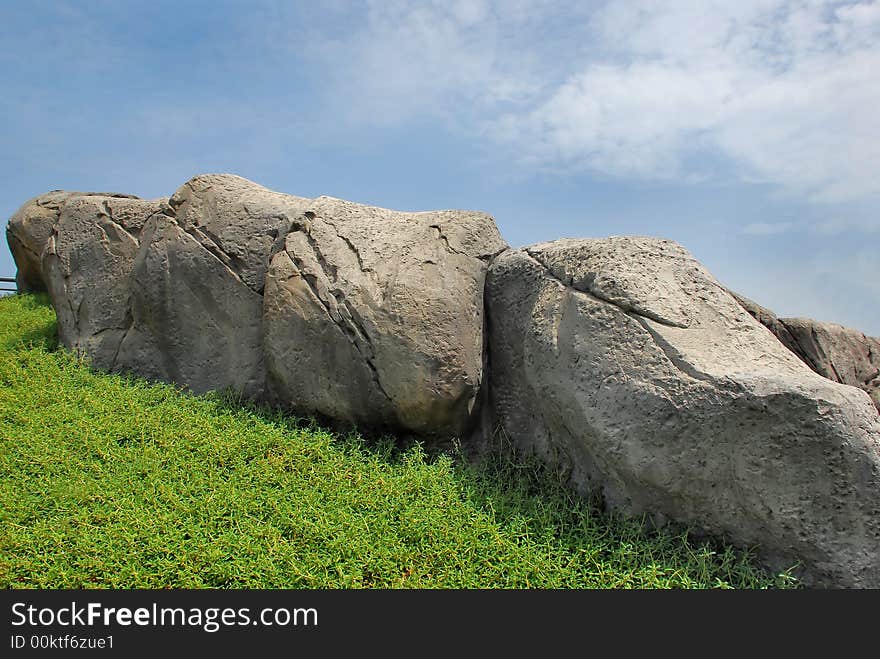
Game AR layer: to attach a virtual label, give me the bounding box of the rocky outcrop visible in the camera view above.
[264,195,506,437]
[115,175,306,398]
[10,176,880,587]
[7,191,139,293]
[486,237,880,587]
[41,194,167,371]
[7,174,506,436]
[731,292,880,413]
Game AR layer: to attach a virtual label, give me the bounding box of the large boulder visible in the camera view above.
[7,190,139,293]
[263,194,507,437]
[781,319,880,413]
[9,174,507,438]
[731,293,880,413]
[114,174,310,397]
[41,194,167,369]
[19,176,273,398]
[487,237,880,587]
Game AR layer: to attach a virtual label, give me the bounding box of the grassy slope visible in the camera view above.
[0,294,796,588]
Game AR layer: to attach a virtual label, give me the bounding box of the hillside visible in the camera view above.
[0,294,795,588]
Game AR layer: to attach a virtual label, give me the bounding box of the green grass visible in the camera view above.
[0,293,797,588]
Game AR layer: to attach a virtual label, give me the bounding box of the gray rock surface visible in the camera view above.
[487,236,880,587]
[9,173,507,437]
[167,174,311,294]
[780,318,880,413]
[7,190,138,292]
[41,194,166,369]
[120,211,267,397]
[264,194,507,437]
[111,175,310,397]
[14,177,270,398]
[731,292,880,413]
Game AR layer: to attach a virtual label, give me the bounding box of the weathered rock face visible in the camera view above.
[121,212,267,397]
[8,173,506,436]
[167,174,312,294]
[7,191,139,293]
[13,175,880,586]
[487,237,880,587]
[263,195,507,437]
[731,292,880,413]
[116,175,309,398]
[41,194,167,370]
[781,319,880,413]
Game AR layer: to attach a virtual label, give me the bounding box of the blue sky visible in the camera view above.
[2,0,878,334]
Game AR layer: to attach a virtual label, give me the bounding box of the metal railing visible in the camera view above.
[1,276,16,293]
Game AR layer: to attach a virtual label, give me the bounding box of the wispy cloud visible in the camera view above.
[303,0,880,208]
[495,1,880,203]
[294,0,560,127]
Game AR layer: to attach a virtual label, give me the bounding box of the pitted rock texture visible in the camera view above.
[7,191,140,293]
[42,194,167,372]
[7,173,507,436]
[263,194,507,437]
[487,237,880,587]
[731,292,880,413]
[113,175,311,398]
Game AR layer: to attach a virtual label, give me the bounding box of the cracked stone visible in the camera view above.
[39,194,164,371]
[264,192,507,438]
[486,237,880,588]
[730,291,880,413]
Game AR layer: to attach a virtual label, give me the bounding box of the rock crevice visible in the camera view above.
[730,291,880,412]
[524,247,688,329]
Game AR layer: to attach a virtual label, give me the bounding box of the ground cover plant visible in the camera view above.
[0,294,797,588]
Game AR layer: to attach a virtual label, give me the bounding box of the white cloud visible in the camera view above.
[497,1,880,202]
[306,0,880,205]
[303,0,550,126]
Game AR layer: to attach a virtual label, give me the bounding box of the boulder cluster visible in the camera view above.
[7,174,880,588]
